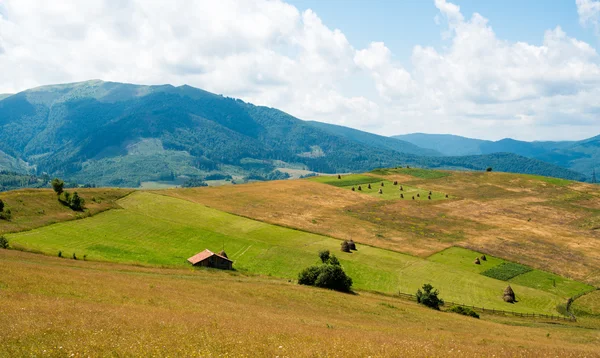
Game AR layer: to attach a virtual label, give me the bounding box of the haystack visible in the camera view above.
[400,194,404,199]
[358,185,362,191]
[481,254,487,261]
[393,181,398,185]
[218,250,229,259]
[378,188,383,194]
[412,196,415,200]
[341,240,351,253]
[474,257,481,265]
[400,186,403,191]
[381,182,384,187]
[503,285,516,303]
[428,195,431,200]
[337,174,341,179]
[348,240,357,251]
[368,184,372,189]
[445,194,449,198]
[351,187,355,191]
[429,191,432,195]
[417,193,420,198]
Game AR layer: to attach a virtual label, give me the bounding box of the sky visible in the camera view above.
[1,0,600,141]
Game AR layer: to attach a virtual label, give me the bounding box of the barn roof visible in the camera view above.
[187,249,233,265]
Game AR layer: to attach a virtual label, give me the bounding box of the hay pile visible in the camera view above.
[503,285,516,303]
[337,174,341,179]
[348,240,357,251]
[358,185,362,191]
[351,187,355,191]
[378,188,383,194]
[380,182,384,187]
[393,181,398,185]
[474,257,481,265]
[400,193,404,199]
[481,255,487,261]
[219,250,229,259]
[368,184,372,189]
[341,240,351,253]
[400,186,403,191]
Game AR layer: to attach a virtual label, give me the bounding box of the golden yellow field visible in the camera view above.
[1,250,599,357]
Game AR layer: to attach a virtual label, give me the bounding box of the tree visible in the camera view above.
[70,192,85,211]
[319,249,331,263]
[486,167,493,172]
[416,283,444,310]
[0,199,4,212]
[298,251,353,292]
[327,255,341,266]
[51,178,64,195]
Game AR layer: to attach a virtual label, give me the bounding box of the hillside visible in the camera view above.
[2,250,599,357]
[394,133,599,178]
[0,80,587,188]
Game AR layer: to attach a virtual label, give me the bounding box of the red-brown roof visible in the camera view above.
[187,249,233,265]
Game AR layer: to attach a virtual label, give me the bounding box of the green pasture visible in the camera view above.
[428,247,594,299]
[6,191,572,314]
[308,174,448,201]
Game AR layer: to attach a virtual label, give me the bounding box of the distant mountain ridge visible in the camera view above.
[394,133,599,178]
[0,80,587,187]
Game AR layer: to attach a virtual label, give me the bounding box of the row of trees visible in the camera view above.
[52,178,85,211]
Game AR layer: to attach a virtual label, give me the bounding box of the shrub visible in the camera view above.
[69,192,85,211]
[0,235,9,249]
[298,265,323,286]
[448,305,479,319]
[328,255,341,266]
[319,249,331,263]
[486,167,493,172]
[314,264,353,292]
[0,208,11,221]
[51,178,65,195]
[416,283,444,310]
[0,199,4,212]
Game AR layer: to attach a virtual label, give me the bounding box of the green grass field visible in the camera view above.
[307,174,449,201]
[427,247,595,299]
[371,167,452,179]
[572,290,600,316]
[5,191,579,315]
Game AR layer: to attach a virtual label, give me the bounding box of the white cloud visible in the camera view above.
[0,0,599,141]
[577,0,600,34]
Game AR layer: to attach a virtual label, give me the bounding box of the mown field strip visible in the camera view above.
[7,191,567,314]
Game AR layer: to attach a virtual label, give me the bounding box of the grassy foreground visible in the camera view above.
[5,191,582,315]
[1,250,599,357]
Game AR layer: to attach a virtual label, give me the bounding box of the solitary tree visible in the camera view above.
[416,283,444,310]
[486,167,493,172]
[51,178,65,195]
[0,235,8,249]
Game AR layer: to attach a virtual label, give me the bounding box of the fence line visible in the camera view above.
[396,292,576,322]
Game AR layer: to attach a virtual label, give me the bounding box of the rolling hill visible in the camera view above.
[0,80,588,188]
[394,133,599,178]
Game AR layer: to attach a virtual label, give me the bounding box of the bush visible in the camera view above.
[447,305,479,319]
[298,265,322,286]
[416,283,444,310]
[314,264,353,292]
[0,208,11,221]
[319,249,331,263]
[0,199,4,212]
[69,192,85,211]
[298,252,353,292]
[0,235,9,249]
[486,167,493,172]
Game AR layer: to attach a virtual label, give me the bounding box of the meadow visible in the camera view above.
[307,174,449,200]
[5,191,589,315]
[166,170,600,286]
[2,250,599,357]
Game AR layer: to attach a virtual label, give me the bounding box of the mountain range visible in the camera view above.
[0,80,592,187]
[394,133,599,178]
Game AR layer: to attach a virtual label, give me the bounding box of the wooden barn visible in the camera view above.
[187,249,233,270]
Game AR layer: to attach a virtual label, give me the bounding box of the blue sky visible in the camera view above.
[1,0,599,141]
[288,0,598,63]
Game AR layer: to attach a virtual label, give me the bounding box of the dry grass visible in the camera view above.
[0,188,133,234]
[161,172,600,285]
[1,249,599,357]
